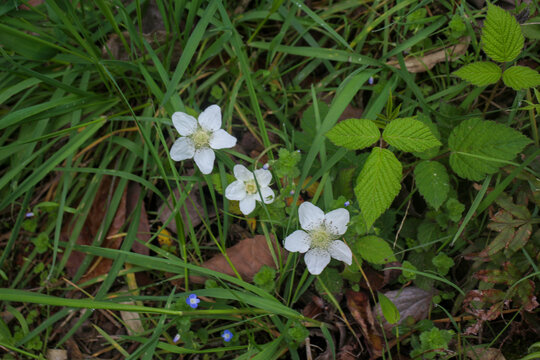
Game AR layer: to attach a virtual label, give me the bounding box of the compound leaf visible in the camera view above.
[326,118,380,150]
[481,4,524,62]
[414,161,449,210]
[502,66,540,90]
[448,118,531,180]
[382,118,441,152]
[453,62,502,86]
[355,148,402,228]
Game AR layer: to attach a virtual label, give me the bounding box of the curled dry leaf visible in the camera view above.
[386,37,470,73]
[466,347,506,360]
[373,287,433,338]
[346,290,383,359]
[159,182,215,236]
[188,235,285,284]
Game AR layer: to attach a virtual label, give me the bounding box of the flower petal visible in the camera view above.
[172,112,197,136]
[170,137,195,161]
[239,196,256,215]
[233,164,254,182]
[225,180,247,201]
[324,208,350,236]
[198,104,221,131]
[304,248,331,275]
[193,148,215,174]
[258,186,275,204]
[254,169,272,187]
[328,240,352,265]
[209,129,237,149]
[284,230,311,253]
[298,202,325,231]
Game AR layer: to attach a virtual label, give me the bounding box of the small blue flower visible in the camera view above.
[221,329,233,342]
[263,163,269,170]
[186,294,200,309]
[173,333,181,343]
[289,190,295,196]
[368,76,374,85]
[26,212,34,218]
[344,201,350,207]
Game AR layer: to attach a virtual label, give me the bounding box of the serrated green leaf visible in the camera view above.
[355,235,396,264]
[325,118,380,150]
[382,118,441,152]
[502,66,540,90]
[355,148,402,227]
[414,161,449,210]
[449,118,531,180]
[377,292,400,324]
[482,4,524,62]
[453,62,502,86]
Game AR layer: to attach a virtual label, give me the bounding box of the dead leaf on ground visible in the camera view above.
[159,182,215,236]
[466,347,506,360]
[359,262,402,291]
[187,235,286,284]
[102,31,182,64]
[63,177,150,283]
[386,37,470,73]
[346,290,383,359]
[120,301,145,336]
[373,286,433,338]
[46,349,67,360]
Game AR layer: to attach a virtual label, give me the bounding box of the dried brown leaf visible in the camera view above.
[188,235,285,284]
[373,287,433,338]
[466,347,506,360]
[346,290,383,359]
[386,37,470,73]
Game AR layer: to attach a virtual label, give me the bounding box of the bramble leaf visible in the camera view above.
[453,62,502,86]
[355,235,396,264]
[414,161,449,210]
[502,66,540,90]
[325,118,380,150]
[481,4,524,62]
[382,118,441,152]
[448,118,531,180]
[355,148,402,227]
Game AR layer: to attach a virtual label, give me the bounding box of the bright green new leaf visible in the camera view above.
[355,235,396,264]
[453,62,502,86]
[382,118,441,152]
[481,4,524,62]
[449,118,531,180]
[377,292,400,324]
[325,118,380,150]
[355,148,402,227]
[502,66,540,90]
[414,161,449,210]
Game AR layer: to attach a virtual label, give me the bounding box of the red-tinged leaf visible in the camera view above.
[506,223,532,254]
[346,290,383,358]
[516,280,539,312]
[482,227,514,257]
[474,269,513,285]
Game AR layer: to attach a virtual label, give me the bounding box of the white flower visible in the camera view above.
[225,164,275,215]
[170,104,237,174]
[284,202,352,275]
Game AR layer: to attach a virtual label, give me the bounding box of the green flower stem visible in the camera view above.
[527,89,539,147]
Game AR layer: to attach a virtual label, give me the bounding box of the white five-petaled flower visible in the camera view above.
[284,202,352,275]
[225,164,275,215]
[170,104,237,174]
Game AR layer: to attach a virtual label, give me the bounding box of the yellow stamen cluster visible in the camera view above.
[191,128,210,149]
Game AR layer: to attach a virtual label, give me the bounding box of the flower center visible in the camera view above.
[244,180,257,195]
[191,128,210,149]
[309,226,333,249]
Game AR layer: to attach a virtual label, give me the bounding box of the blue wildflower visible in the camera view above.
[173,334,181,343]
[186,294,200,309]
[221,329,233,342]
[344,201,350,207]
